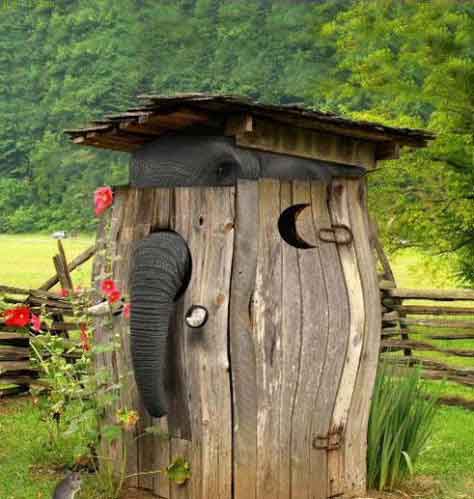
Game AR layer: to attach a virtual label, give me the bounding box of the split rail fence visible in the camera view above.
[374,229,474,410]
[0,242,95,397]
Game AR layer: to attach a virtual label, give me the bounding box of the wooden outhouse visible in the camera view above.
[66,94,433,499]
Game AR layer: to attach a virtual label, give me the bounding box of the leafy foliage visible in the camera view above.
[367,365,439,491]
[0,0,346,233]
[1,0,474,281]
[166,457,192,486]
[320,1,474,281]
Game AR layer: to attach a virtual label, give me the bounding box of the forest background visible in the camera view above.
[1,0,473,279]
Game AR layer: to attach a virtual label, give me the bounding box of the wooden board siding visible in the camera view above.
[94,177,380,499]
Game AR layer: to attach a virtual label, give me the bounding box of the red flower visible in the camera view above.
[101,279,117,295]
[59,288,70,298]
[30,313,42,332]
[79,324,91,352]
[4,306,31,328]
[108,290,122,304]
[94,186,114,216]
[123,303,131,320]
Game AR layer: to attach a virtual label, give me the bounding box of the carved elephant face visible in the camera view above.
[130,134,364,188]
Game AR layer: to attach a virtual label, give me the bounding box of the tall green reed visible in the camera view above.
[367,364,439,490]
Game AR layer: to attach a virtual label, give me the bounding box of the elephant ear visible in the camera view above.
[130,231,191,417]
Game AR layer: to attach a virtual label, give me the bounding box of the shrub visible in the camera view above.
[367,364,439,491]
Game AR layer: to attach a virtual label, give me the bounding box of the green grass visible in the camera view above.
[0,397,110,499]
[0,397,59,498]
[416,405,474,498]
[0,233,93,289]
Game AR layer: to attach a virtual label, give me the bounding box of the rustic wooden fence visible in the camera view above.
[374,227,474,410]
[0,242,95,397]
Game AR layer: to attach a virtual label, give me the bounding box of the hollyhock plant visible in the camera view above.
[101,279,117,295]
[79,324,91,352]
[30,313,42,332]
[108,290,122,304]
[117,409,139,431]
[4,306,31,328]
[94,186,114,216]
[123,303,131,320]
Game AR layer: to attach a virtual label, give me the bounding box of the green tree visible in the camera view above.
[319,0,474,281]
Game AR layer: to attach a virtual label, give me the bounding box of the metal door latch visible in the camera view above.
[313,427,344,450]
[318,224,353,245]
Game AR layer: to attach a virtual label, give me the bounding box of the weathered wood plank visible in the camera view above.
[0,346,30,360]
[153,417,171,499]
[234,117,376,168]
[328,179,366,498]
[57,240,74,290]
[254,179,283,499]
[93,190,125,478]
[397,317,474,329]
[229,180,259,499]
[173,186,235,499]
[170,438,192,499]
[278,180,300,499]
[382,287,474,301]
[115,187,145,489]
[386,304,474,316]
[382,339,474,357]
[343,179,381,494]
[291,181,332,499]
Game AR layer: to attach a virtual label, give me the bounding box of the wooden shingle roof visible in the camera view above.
[65,93,435,156]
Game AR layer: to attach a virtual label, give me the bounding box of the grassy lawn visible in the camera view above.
[0,237,473,498]
[0,233,94,289]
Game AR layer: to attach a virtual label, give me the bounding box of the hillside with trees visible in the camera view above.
[1,0,473,279]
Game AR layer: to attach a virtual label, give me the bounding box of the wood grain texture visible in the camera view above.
[92,192,124,476]
[343,179,381,494]
[309,181,351,499]
[327,179,365,498]
[253,179,283,499]
[290,181,332,499]
[229,180,259,499]
[173,186,235,499]
[114,188,141,488]
[235,118,376,169]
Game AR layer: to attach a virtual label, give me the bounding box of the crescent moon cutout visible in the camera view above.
[278,203,316,249]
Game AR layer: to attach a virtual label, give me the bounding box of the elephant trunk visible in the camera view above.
[130,231,191,418]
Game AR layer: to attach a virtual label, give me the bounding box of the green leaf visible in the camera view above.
[101,424,122,442]
[166,457,192,485]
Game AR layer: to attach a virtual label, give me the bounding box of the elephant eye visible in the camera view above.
[216,161,237,179]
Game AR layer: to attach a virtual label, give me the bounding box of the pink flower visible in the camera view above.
[59,288,70,298]
[123,303,131,320]
[94,186,114,216]
[30,313,42,332]
[108,290,122,304]
[100,279,117,295]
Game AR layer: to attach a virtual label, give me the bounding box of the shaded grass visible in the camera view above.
[0,396,110,499]
[0,396,73,498]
